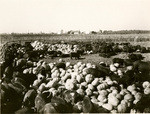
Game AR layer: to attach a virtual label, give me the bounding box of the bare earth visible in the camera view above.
[43,53,150,66]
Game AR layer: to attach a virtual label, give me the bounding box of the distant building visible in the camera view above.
[68,30,81,34]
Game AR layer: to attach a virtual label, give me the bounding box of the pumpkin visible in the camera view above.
[127,84,136,92]
[111,110,117,113]
[81,82,88,88]
[112,80,118,84]
[76,74,83,83]
[82,68,88,76]
[105,76,111,81]
[143,81,150,88]
[112,89,119,95]
[88,84,95,91]
[116,94,122,100]
[51,67,57,73]
[124,94,133,101]
[66,62,71,68]
[37,74,45,81]
[75,101,83,111]
[71,72,78,79]
[76,88,85,96]
[46,78,59,88]
[33,62,37,66]
[38,83,47,92]
[61,73,71,81]
[98,102,103,107]
[91,78,99,86]
[33,79,41,87]
[60,70,66,77]
[99,90,108,96]
[120,89,128,95]
[110,86,117,91]
[51,70,60,78]
[117,69,123,76]
[144,87,150,95]
[114,63,120,68]
[102,103,113,111]
[131,90,138,96]
[85,74,93,83]
[133,99,140,104]
[106,89,112,93]
[108,96,119,107]
[93,91,99,96]
[79,66,85,71]
[65,79,75,90]
[126,66,133,71]
[77,62,82,67]
[33,67,38,74]
[23,69,29,74]
[58,58,63,62]
[48,63,55,69]
[110,64,117,72]
[86,63,92,68]
[117,104,127,113]
[134,92,142,100]
[49,88,56,92]
[108,93,115,99]
[97,95,107,103]
[107,80,113,86]
[97,84,104,91]
[120,100,128,107]
[85,88,92,96]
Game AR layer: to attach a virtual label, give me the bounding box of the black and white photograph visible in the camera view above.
[0,0,150,113]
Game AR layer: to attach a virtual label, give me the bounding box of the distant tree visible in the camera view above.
[90,31,97,34]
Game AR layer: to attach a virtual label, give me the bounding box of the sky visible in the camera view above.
[0,0,150,33]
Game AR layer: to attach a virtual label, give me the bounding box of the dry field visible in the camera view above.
[43,53,150,66]
[1,34,150,63]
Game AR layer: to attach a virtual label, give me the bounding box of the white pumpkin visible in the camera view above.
[126,66,133,71]
[124,94,133,101]
[114,63,120,68]
[91,78,99,86]
[127,84,136,92]
[117,104,127,113]
[110,64,117,72]
[143,81,150,88]
[65,79,75,90]
[133,99,140,104]
[144,87,150,95]
[134,92,142,100]
[37,74,45,81]
[102,103,113,111]
[38,83,47,92]
[85,88,92,96]
[85,74,93,83]
[76,74,83,83]
[88,84,95,91]
[99,90,108,96]
[97,95,107,103]
[108,96,119,107]
[76,88,85,96]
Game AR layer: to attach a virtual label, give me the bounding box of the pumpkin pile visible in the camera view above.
[1,56,150,113]
[24,60,144,113]
[31,41,80,54]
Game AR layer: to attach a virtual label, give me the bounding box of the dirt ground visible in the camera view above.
[43,53,150,66]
